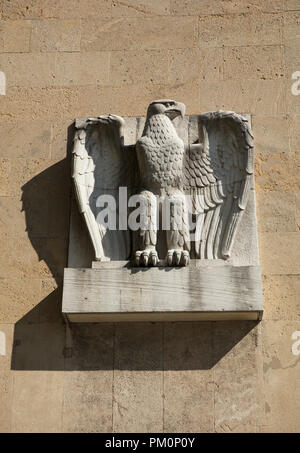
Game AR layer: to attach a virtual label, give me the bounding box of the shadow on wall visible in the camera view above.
[11,122,259,372]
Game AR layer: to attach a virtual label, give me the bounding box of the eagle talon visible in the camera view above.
[134,249,158,267]
[166,249,190,267]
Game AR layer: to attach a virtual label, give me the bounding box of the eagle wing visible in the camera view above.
[72,115,137,261]
[182,111,254,260]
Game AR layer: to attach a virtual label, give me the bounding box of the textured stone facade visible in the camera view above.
[0,0,299,432]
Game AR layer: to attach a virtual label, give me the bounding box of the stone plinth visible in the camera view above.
[62,261,263,322]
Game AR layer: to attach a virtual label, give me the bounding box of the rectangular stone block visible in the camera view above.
[54,52,110,87]
[262,274,300,320]
[0,20,31,52]
[163,322,214,432]
[30,19,81,52]
[223,46,284,81]
[110,50,169,86]
[63,323,114,432]
[59,0,112,19]
[62,264,263,322]
[81,16,198,51]
[255,152,298,192]
[198,13,282,48]
[2,0,60,19]
[11,371,64,432]
[259,232,300,274]
[171,0,284,15]
[113,323,163,433]
[0,121,51,159]
[0,53,56,88]
[261,320,300,432]
[200,80,286,116]
[256,192,296,233]
[213,322,263,432]
[252,115,291,154]
[112,0,170,17]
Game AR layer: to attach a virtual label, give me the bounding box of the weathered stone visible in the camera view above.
[198,13,282,48]
[0,324,14,371]
[54,52,110,87]
[63,371,113,432]
[0,53,56,88]
[0,277,41,324]
[164,322,214,432]
[0,372,13,432]
[262,274,300,320]
[112,0,170,17]
[171,0,284,15]
[11,371,64,432]
[261,321,300,432]
[256,192,296,232]
[110,50,169,86]
[213,322,263,433]
[289,115,300,153]
[0,121,51,159]
[255,152,299,192]
[200,81,286,116]
[2,0,60,19]
[30,19,81,52]
[0,20,31,52]
[223,46,284,81]
[63,264,263,322]
[113,323,163,432]
[259,232,300,274]
[252,116,291,154]
[81,17,198,51]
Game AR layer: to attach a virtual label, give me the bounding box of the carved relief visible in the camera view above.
[72,100,254,267]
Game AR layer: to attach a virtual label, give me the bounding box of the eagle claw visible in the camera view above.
[166,250,189,267]
[134,249,158,267]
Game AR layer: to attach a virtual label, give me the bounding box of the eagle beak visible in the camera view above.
[166,102,185,119]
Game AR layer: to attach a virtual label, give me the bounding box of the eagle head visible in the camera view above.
[146,99,186,121]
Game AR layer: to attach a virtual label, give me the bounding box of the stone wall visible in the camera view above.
[0,0,299,432]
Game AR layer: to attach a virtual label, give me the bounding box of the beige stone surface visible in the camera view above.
[11,371,64,432]
[259,232,300,274]
[213,322,264,432]
[164,323,214,432]
[262,275,300,320]
[31,19,81,52]
[63,324,114,432]
[252,116,291,154]
[255,152,299,192]
[113,323,163,432]
[0,20,31,52]
[289,115,300,153]
[0,372,13,432]
[0,0,299,434]
[256,192,296,233]
[261,321,300,432]
[0,122,51,159]
[199,80,286,116]
[223,46,284,81]
[112,0,170,17]
[198,13,282,48]
[2,0,60,19]
[171,0,285,15]
[81,17,198,51]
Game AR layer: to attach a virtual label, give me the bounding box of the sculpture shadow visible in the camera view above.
[11,122,259,372]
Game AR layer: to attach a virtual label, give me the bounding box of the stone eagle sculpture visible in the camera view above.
[72,100,254,267]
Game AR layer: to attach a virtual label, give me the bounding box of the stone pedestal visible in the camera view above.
[62,260,263,322]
